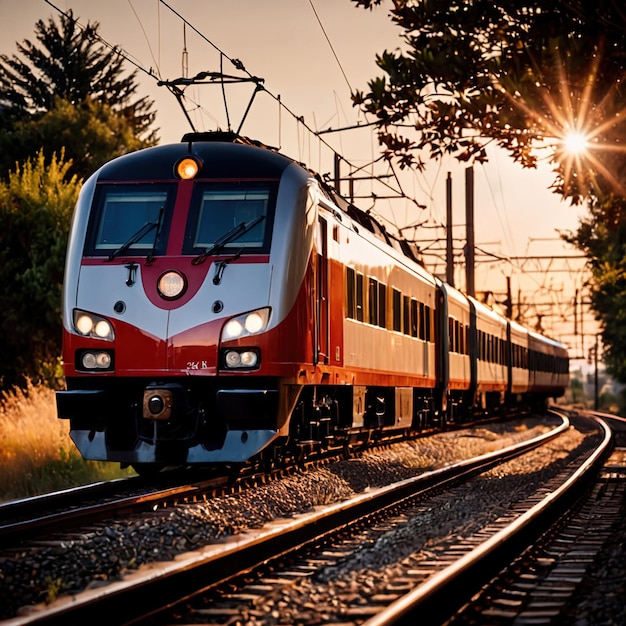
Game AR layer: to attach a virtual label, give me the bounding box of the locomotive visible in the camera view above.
[56,132,569,472]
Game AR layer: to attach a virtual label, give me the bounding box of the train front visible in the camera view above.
[56,135,317,469]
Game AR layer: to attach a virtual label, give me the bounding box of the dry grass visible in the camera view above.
[0,382,132,502]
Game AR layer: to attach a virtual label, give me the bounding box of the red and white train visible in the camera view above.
[56,133,570,472]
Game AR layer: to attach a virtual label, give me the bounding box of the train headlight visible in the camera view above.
[77,350,114,371]
[225,350,242,368]
[157,270,187,300]
[96,352,112,368]
[240,351,258,367]
[244,312,265,334]
[222,349,259,370]
[73,310,114,341]
[224,319,244,339]
[82,352,97,369]
[94,321,112,338]
[76,314,94,335]
[222,308,270,341]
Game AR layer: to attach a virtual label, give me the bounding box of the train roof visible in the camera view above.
[94,133,295,181]
[528,329,569,351]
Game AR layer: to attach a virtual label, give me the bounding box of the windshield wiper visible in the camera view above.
[212,248,243,285]
[107,215,161,261]
[192,215,265,265]
[146,207,165,264]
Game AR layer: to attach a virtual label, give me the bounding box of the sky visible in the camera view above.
[0,0,598,358]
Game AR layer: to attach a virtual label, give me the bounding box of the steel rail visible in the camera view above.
[3,415,571,626]
[362,410,612,626]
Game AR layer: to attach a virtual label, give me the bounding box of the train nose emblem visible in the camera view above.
[157,270,187,300]
[143,388,173,421]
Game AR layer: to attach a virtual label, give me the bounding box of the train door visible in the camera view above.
[314,216,329,365]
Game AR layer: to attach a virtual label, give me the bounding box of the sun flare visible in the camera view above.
[562,131,589,156]
[500,45,626,201]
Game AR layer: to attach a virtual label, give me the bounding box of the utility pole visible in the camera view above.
[464,166,475,298]
[446,172,454,287]
[334,152,341,196]
[505,276,512,318]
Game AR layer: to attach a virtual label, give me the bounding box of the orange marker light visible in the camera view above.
[176,157,200,179]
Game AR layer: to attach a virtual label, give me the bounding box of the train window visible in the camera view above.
[346,267,356,319]
[419,302,426,340]
[355,273,364,322]
[448,319,454,351]
[86,184,175,256]
[392,289,402,332]
[411,299,418,337]
[425,305,432,342]
[378,283,387,329]
[403,296,410,335]
[183,183,276,254]
[368,278,378,325]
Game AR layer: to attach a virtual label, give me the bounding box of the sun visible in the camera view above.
[499,45,626,202]
[562,131,589,156]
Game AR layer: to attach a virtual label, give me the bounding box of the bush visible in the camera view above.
[0,151,80,389]
[0,381,132,502]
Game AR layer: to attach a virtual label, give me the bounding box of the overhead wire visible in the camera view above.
[307,0,353,93]
[41,0,592,341]
[126,0,162,79]
[155,0,415,209]
[44,0,157,80]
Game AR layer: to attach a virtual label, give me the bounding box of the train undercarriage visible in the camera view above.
[58,376,544,474]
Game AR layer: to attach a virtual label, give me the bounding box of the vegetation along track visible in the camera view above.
[1,411,610,625]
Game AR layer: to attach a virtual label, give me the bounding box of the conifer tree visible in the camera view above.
[0,9,157,178]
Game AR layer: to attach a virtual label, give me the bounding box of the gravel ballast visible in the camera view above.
[0,416,603,620]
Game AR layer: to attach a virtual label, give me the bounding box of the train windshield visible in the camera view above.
[183,182,276,254]
[85,183,175,257]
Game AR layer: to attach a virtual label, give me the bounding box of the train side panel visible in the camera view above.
[507,319,530,397]
[469,296,508,411]
[527,331,569,400]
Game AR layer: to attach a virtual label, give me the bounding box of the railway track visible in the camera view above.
[0,469,234,547]
[448,442,626,624]
[2,410,610,626]
[0,416,514,547]
[447,409,626,624]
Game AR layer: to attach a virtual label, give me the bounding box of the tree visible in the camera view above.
[0,10,160,389]
[351,0,626,384]
[6,96,153,181]
[0,151,81,389]
[0,9,158,178]
[350,0,626,205]
[563,195,626,382]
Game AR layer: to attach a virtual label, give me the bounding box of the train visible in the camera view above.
[56,132,570,473]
